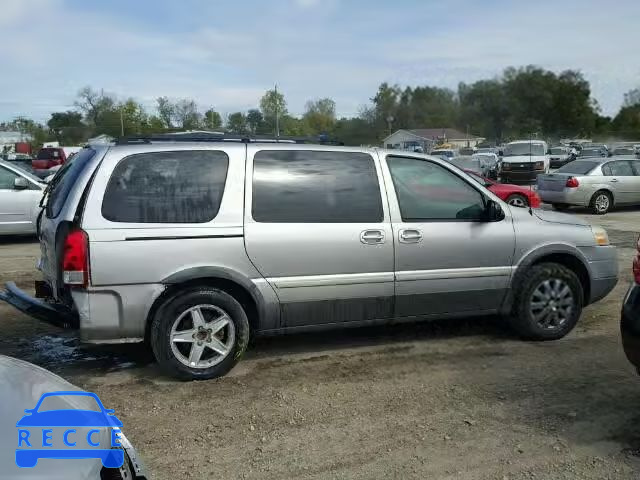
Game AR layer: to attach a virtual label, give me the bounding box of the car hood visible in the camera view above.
[502,155,545,163]
[532,208,590,226]
[0,355,104,480]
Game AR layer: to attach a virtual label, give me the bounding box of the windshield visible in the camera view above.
[556,160,599,174]
[503,143,546,156]
[431,150,454,158]
[580,148,603,157]
[550,147,566,154]
[613,148,634,155]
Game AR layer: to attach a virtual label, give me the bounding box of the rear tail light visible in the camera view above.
[566,177,579,188]
[62,229,89,287]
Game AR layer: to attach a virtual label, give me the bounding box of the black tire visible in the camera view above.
[589,190,612,215]
[552,203,569,211]
[150,287,250,380]
[506,194,529,208]
[509,263,583,340]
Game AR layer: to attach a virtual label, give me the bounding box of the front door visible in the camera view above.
[381,154,516,318]
[244,147,394,328]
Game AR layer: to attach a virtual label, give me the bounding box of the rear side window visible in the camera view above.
[102,150,228,223]
[556,160,598,175]
[605,161,633,176]
[37,148,61,160]
[46,148,96,218]
[252,150,383,223]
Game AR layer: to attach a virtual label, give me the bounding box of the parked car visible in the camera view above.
[612,146,636,156]
[448,155,489,177]
[0,136,618,380]
[0,354,147,479]
[429,148,457,160]
[32,147,82,179]
[465,170,541,208]
[549,146,572,168]
[472,152,501,179]
[579,146,607,158]
[0,160,45,235]
[537,156,640,214]
[500,140,550,184]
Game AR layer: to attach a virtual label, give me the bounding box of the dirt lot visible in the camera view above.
[1,208,640,479]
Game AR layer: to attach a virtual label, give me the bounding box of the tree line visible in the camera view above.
[2,65,639,149]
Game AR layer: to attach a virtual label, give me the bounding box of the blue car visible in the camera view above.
[16,391,124,468]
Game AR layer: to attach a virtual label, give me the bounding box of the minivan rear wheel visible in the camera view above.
[150,287,250,380]
[510,263,583,340]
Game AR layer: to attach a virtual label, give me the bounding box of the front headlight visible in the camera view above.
[591,225,610,246]
[534,161,544,170]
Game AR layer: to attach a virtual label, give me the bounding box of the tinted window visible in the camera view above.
[632,161,640,175]
[556,161,599,175]
[388,156,486,222]
[0,166,19,189]
[46,148,96,218]
[102,150,228,223]
[252,150,383,223]
[607,161,633,176]
[37,148,62,160]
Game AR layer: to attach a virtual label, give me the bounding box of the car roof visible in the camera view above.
[507,140,546,145]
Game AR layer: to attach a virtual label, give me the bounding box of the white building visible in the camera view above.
[383,128,485,151]
[0,131,32,152]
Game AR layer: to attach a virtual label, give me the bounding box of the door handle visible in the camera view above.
[610,178,618,182]
[360,229,385,245]
[399,229,423,243]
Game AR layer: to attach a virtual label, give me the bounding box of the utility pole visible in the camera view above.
[274,84,280,137]
[120,107,124,136]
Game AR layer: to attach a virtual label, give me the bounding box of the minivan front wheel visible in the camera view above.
[510,263,583,340]
[150,288,250,380]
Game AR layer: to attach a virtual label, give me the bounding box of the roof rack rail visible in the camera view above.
[115,132,344,146]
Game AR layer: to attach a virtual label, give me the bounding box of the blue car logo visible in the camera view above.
[15,391,124,468]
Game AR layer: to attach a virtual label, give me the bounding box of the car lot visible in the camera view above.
[1,206,639,479]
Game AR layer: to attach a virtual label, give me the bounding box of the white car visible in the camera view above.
[0,160,45,235]
[500,140,550,184]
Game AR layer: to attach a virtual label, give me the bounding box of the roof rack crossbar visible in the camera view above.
[115,133,344,146]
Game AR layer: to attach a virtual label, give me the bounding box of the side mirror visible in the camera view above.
[485,199,505,222]
[13,177,29,190]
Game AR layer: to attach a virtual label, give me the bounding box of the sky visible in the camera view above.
[1,0,638,124]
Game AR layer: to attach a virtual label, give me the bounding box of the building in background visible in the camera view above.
[383,128,485,152]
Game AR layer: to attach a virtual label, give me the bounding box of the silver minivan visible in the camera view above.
[0,135,618,379]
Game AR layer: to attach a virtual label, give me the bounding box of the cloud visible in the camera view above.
[0,0,637,123]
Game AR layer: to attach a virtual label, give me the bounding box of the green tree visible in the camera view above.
[226,112,247,133]
[5,117,51,150]
[303,98,336,134]
[203,109,223,130]
[47,111,86,144]
[75,87,115,128]
[612,104,640,139]
[173,99,200,129]
[246,109,264,134]
[156,96,174,128]
[260,88,287,134]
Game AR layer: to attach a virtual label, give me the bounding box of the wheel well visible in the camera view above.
[531,253,590,304]
[144,277,259,343]
[591,189,613,205]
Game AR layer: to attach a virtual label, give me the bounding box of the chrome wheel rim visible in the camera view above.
[529,279,574,330]
[595,194,609,213]
[169,304,235,369]
[508,196,527,208]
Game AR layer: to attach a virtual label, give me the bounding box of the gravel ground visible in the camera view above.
[1,207,639,479]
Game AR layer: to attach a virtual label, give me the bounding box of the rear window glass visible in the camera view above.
[555,161,599,175]
[37,148,61,160]
[46,148,96,218]
[102,150,228,223]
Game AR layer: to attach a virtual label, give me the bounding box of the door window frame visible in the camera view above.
[381,154,504,224]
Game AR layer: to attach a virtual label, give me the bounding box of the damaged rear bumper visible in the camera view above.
[0,281,78,328]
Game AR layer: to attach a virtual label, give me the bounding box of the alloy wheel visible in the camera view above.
[594,194,609,213]
[529,279,574,330]
[169,304,236,369]
[508,196,527,208]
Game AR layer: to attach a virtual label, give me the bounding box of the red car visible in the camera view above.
[464,170,541,208]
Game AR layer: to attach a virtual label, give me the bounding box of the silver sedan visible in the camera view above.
[0,160,45,235]
[537,156,640,214]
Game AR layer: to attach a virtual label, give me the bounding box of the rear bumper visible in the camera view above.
[0,281,78,328]
[621,283,640,373]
